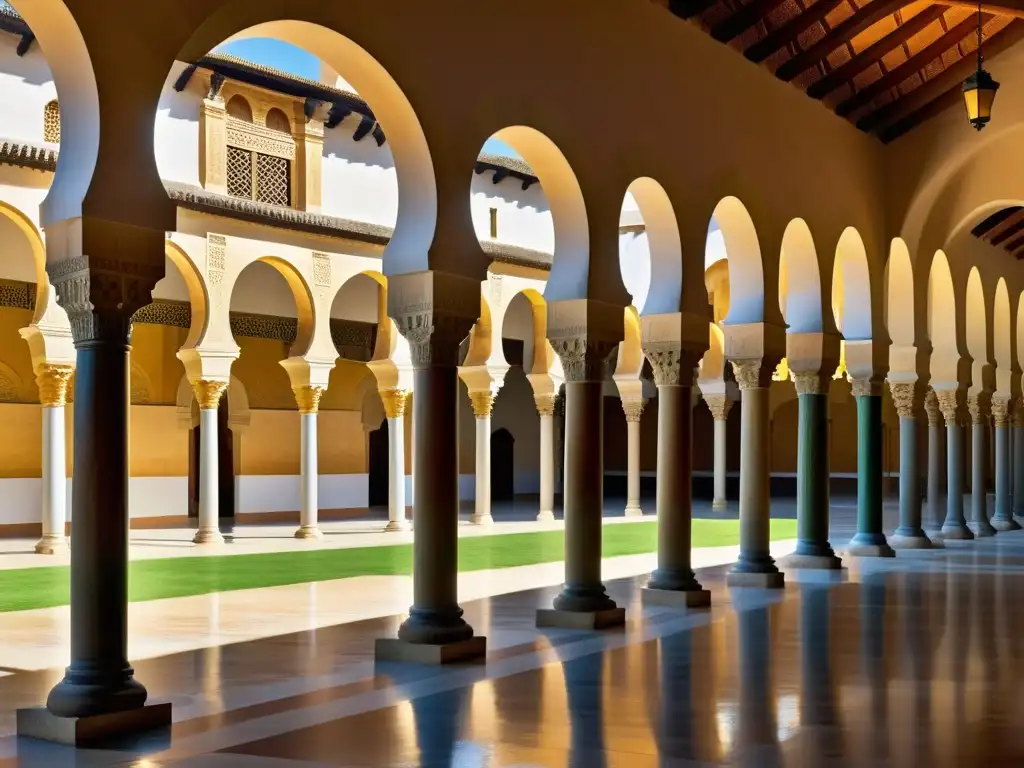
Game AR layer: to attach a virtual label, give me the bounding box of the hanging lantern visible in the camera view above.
[963,0,999,130]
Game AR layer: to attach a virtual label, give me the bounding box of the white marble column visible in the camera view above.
[35,364,74,555]
[193,380,227,545]
[705,394,733,511]
[382,389,410,531]
[536,393,555,522]
[622,398,645,516]
[293,385,325,540]
[470,391,495,525]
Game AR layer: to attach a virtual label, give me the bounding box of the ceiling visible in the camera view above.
[663,0,1024,142]
[973,206,1024,256]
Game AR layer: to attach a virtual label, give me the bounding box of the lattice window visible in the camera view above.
[226,146,252,199]
[43,100,60,143]
[226,146,290,207]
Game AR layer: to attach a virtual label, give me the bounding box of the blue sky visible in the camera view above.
[215,37,518,158]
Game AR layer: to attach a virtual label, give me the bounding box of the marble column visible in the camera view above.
[936,389,973,539]
[293,385,325,540]
[622,398,645,516]
[968,393,996,537]
[789,371,841,568]
[470,391,495,525]
[727,360,783,588]
[381,389,410,532]
[642,348,709,607]
[535,393,556,522]
[991,397,1020,530]
[537,338,624,626]
[705,394,732,511]
[43,312,154,720]
[35,364,74,555]
[1013,400,1024,519]
[848,377,895,557]
[924,390,946,536]
[193,380,227,545]
[889,382,931,548]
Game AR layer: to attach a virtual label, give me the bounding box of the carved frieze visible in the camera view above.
[225,116,296,160]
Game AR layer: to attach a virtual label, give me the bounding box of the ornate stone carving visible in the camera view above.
[207,234,227,309]
[888,381,917,419]
[293,385,325,415]
[731,359,770,390]
[193,379,228,410]
[935,388,961,427]
[991,396,1011,427]
[225,116,296,160]
[380,389,408,419]
[925,389,941,426]
[311,252,331,288]
[0,279,34,310]
[622,398,645,422]
[642,344,697,387]
[534,393,555,417]
[792,371,828,396]
[850,375,884,397]
[395,311,474,369]
[470,391,495,418]
[967,392,990,425]
[704,394,732,422]
[36,364,73,407]
[552,337,617,383]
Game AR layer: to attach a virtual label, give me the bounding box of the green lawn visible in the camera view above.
[0,518,798,613]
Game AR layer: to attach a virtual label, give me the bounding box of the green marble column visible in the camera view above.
[889,381,931,548]
[848,381,894,557]
[789,372,840,569]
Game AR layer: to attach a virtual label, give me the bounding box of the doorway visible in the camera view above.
[491,428,515,501]
[188,394,235,519]
[368,419,389,508]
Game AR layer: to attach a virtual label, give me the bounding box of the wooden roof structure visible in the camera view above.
[972,206,1024,257]
[664,0,1024,141]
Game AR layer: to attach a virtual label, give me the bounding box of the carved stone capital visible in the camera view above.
[792,371,830,396]
[967,392,991,425]
[552,337,617,383]
[991,396,1011,427]
[470,390,495,419]
[293,385,326,415]
[924,389,941,426]
[535,393,555,417]
[36,363,74,408]
[850,374,885,398]
[622,398,645,422]
[380,389,409,420]
[642,343,699,387]
[395,312,475,369]
[935,388,962,427]
[888,381,918,419]
[730,359,772,390]
[193,379,228,411]
[704,394,732,421]
[388,272,480,369]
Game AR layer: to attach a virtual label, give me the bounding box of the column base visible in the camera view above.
[889,532,935,550]
[374,636,486,665]
[383,519,411,532]
[17,702,171,746]
[536,607,626,630]
[846,541,896,558]
[1014,506,1024,520]
[192,528,224,545]
[535,510,555,523]
[641,587,711,609]
[969,520,997,537]
[992,517,1022,531]
[726,571,785,589]
[941,522,975,540]
[711,499,727,511]
[293,525,323,540]
[469,514,494,526]
[34,535,68,555]
[785,553,843,570]
[624,505,644,517]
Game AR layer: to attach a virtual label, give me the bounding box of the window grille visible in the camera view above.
[226,146,291,207]
[43,100,60,143]
[226,146,253,200]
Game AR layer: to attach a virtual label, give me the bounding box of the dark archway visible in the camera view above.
[188,395,235,519]
[368,419,389,508]
[492,428,515,501]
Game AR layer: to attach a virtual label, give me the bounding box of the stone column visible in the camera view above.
[789,372,841,568]
[293,385,325,540]
[1014,400,1024,519]
[991,397,1020,530]
[968,393,996,537]
[925,390,945,536]
[641,347,710,607]
[536,393,556,522]
[381,389,410,532]
[889,382,931,548]
[727,360,784,588]
[192,380,227,545]
[848,377,895,557]
[936,389,973,539]
[705,394,732,511]
[375,295,485,662]
[470,391,495,525]
[622,398,645,516]
[35,364,74,555]
[537,337,625,627]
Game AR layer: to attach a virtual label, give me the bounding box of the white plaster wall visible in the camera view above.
[129,477,188,518]
[0,172,47,227]
[321,118,399,227]
[153,61,202,188]
[619,231,651,312]
[237,473,368,512]
[0,36,57,144]
[151,254,191,302]
[470,175,554,254]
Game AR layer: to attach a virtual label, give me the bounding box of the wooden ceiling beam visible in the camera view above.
[745,0,845,63]
[806,7,945,99]
[776,0,908,81]
[939,0,1024,20]
[839,13,985,119]
[1002,232,1024,252]
[710,0,791,43]
[982,207,1024,242]
[871,20,1024,139]
[667,0,718,19]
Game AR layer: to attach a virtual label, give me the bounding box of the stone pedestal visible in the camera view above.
[374,636,486,665]
[536,607,626,630]
[17,703,172,747]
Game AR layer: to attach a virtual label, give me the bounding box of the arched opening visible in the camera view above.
[778,218,822,333]
[618,177,682,316]
[965,267,988,394]
[491,428,515,501]
[832,227,872,341]
[885,238,915,350]
[226,94,254,122]
[265,107,290,134]
[928,251,959,387]
[710,196,764,326]
[994,278,1011,396]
